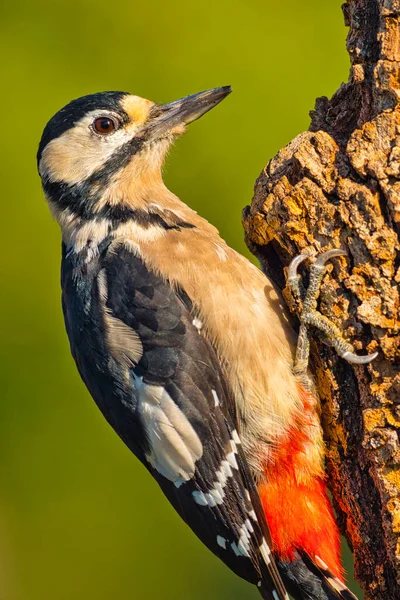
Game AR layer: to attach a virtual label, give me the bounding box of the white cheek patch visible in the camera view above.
[134,373,203,484]
[39,110,135,186]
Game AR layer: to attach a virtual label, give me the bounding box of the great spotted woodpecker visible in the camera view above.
[37,87,376,600]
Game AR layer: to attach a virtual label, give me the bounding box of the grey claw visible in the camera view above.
[288,254,308,281]
[341,350,379,365]
[290,248,378,371]
[314,249,347,269]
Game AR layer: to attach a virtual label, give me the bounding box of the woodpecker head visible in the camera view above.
[38,87,231,228]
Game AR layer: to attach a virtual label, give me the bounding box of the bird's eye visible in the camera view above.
[93,116,118,135]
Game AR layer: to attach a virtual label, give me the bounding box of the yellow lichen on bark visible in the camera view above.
[242,1,400,597]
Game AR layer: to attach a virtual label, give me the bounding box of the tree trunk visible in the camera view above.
[242,1,400,598]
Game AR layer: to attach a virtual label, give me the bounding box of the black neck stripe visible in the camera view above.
[42,134,147,219]
[93,205,196,230]
[42,133,196,231]
[50,195,196,231]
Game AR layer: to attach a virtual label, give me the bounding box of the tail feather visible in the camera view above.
[310,555,358,600]
[275,553,358,600]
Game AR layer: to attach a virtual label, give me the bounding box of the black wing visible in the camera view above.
[62,242,288,600]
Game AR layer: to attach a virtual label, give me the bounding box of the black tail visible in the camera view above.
[262,554,358,600]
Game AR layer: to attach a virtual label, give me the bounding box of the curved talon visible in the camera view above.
[288,254,308,281]
[341,350,379,365]
[313,249,347,269]
[289,248,379,372]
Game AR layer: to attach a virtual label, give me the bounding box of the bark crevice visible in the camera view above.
[243,1,400,597]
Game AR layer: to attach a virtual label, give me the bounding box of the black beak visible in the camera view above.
[147,86,232,138]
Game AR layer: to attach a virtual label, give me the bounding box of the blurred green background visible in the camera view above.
[1,1,362,599]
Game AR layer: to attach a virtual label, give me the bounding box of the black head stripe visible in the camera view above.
[37,91,130,166]
[41,134,147,218]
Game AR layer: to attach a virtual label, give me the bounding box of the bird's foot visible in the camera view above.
[287,249,378,376]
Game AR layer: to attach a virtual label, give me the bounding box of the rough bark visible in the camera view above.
[242,2,400,598]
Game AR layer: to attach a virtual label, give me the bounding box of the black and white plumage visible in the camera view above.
[38,88,359,600]
[61,240,288,600]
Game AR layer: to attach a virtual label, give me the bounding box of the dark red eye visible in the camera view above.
[93,117,117,134]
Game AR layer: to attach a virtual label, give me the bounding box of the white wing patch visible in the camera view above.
[237,519,254,557]
[231,429,241,445]
[231,542,244,557]
[217,535,227,549]
[133,373,203,484]
[248,509,258,521]
[192,436,240,508]
[192,458,233,507]
[226,438,239,469]
[212,389,220,407]
[192,317,203,332]
[259,539,272,565]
